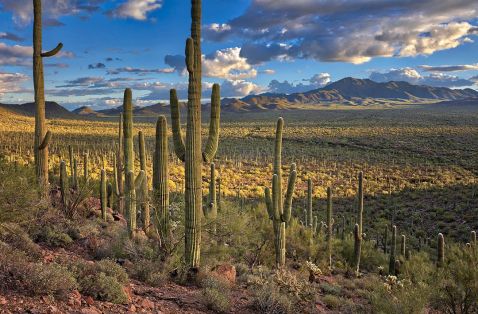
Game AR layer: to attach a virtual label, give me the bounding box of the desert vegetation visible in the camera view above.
[0,0,478,313]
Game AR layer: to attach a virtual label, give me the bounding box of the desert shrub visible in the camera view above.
[200,274,231,313]
[0,242,77,298]
[320,282,342,296]
[33,225,73,247]
[368,275,430,314]
[340,237,387,272]
[65,258,129,304]
[0,223,42,259]
[130,258,168,286]
[322,294,342,310]
[286,218,317,262]
[252,282,293,314]
[431,245,478,313]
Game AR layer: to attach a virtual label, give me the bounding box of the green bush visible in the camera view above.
[200,275,231,313]
[252,282,293,314]
[0,223,42,259]
[340,237,387,272]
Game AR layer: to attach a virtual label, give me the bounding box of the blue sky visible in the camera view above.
[0,0,477,109]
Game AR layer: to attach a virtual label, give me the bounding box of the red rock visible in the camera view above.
[212,263,236,285]
[123,285,133,303]
[85,296,95,306]
[81,307,101,314]
[0,296,7,305]
[68,290,82,306]
[128,304,137,312]
[140,298,154,310]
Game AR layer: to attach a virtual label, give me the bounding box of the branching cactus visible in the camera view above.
[138,131,150,233]
[153,116,169,246]
[307,179,313,228]
[389,225,397,275]
[100,169,107,221]
[123,89,136,237]
[353,224,361,276]
[33,0,62,194]
[437,233,445,268]
[264,117,297,267]
[169,0,221,269]
[326,187,333,268]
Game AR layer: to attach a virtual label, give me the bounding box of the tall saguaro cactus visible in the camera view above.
[307,179,313,228]
[264,118,297,267]
[123,89,136,237]
[116,114,125,214]
[326,187,333,268]
[357,171,364,235]
[100,169,107,221]
[138,131,150,233]
[353,224,361,275]
[389,225,397,275]
[33,0,62,193]
[169,0,221,269]
[153,116,169,246]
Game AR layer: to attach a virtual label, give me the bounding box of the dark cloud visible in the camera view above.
[419,64,478,72]
[107,67,174,75]
[88,63,106,69]
[0,32,24,42]
[164,54,185,74]
[268,73,331,94]
[205,0,478,64]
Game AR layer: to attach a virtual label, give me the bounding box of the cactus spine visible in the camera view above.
[353,224,361,275]
[100,169,107,221]
[169,0,221,269]
[153,116,169,246]
[389,225,397,275]
[326,187,333,268]
[437,233,445,267]
[264,118,297,267]
[123,89,136,237]
[33,0,62,194]
[138,131,150,233]
[60,160,67,206]
[307,179,313,228]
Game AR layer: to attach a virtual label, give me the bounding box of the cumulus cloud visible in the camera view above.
[268,73,331,94]
[0,0,106,25]
[206,0,478,64]
[0,72,29,96]
[203,47,257,79]
[221,79,265,97]
[107,67,174,75]
[369,67,476,88]
[419,64,478,72]
[109,0,162,20]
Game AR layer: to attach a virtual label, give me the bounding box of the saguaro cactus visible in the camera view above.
[437,233,445,267]
[169,0,221,269]
[116,114,125,214]
[400,235,406,256]
[33,0,62,193]
[353,224,361,275]
[123,89,136,236]
[153,116,169,246]
[264,118,297,267]
[204,163,217,219]
[358,171,364,235]
[389,225,397,275]
[307,179,313,228]
[138,131,150,233]
[59,160,67,206]
[326,187,333,268]
[72,159,78,190]
[100,169,107,221]
[83,152,89,182]
[471,231,476,246]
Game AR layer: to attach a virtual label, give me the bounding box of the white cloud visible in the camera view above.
[110,0,162,20]
[369,67,476,88]
[419,63,478,72]
[221,80,265,97]
[0,72,29,96]
[268,73,331,94]
[203,47,257,80]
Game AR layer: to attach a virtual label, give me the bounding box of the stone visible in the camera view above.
[85,296,94,306]
[140,298,154,310]
[212,264,236,285]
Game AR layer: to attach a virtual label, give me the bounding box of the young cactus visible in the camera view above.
[83,152,88,182]
[72,159,78,190]
[138,131,150,233]
[100,169,107,221]
[389,225,397,275]
[33,0,62,194]
[153,116,169,246]
[471,231,476,247]
[326,187,333,268]
[353,224,361,276]
[437,233,445,267]
[169,0,222,269]
[307,179,313,228]
[400,234,406,256]
[264,117,297,267]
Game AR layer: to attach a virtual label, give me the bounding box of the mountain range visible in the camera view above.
[1,78,477,117]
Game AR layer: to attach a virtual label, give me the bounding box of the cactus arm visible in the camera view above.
[272,174,281,221]
[38,130,51,150]
[170,89,186,161]
[203,84,221,163]
[41,43,63,57]
[264,187,273,219]
[281,166,297,223]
